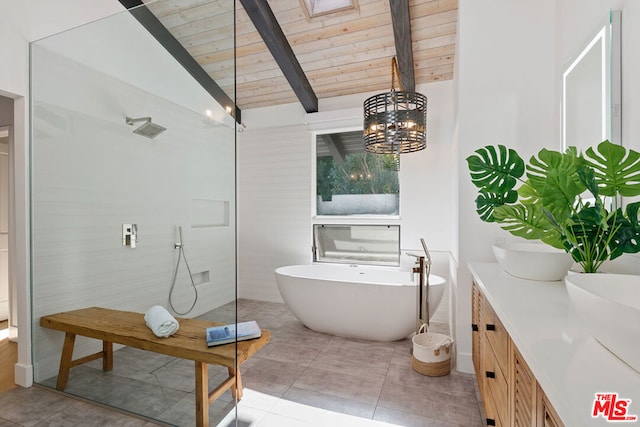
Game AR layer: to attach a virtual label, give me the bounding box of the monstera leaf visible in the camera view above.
[576,164,600,199]
[526,148,587,222]
[492,203,563,248]
[467,141,640,273]
[467,145,524,194]
[585,140,640,197]
[475,189,518,222]
[526,146,583,188]
[607,202,640,258]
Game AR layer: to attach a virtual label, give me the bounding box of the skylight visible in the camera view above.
[300,0,359,18]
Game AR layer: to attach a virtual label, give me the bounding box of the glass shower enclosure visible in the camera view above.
[30,2,238,425]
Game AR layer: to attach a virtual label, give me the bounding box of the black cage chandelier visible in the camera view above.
[363,57,427,154]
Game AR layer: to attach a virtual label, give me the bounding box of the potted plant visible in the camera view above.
[466,140,640,273]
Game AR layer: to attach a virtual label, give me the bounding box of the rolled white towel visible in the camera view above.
[144,305,179,338]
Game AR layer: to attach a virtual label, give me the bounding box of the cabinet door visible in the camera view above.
[536,383,564,427]
[512,344,537,427]
[484,338,509,426]
[484,391,503,427]
[483,297,509,369]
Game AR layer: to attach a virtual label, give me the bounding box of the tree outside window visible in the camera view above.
[316,131,399,216]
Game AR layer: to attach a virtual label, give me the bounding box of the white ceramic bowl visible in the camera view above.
[492,241,574,281]
[566,273,640,373]
[601,253,640,274]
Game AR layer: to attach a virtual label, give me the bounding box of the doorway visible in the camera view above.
[1,126,9,323]
[0,95,17,393]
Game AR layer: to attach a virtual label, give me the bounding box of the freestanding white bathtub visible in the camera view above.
[274,264,446,341]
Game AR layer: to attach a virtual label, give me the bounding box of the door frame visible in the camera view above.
[0,92,32,387]
[0,125,10,323]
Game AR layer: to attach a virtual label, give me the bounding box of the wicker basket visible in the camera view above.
[411,355,451,376]
[411,324,453,377]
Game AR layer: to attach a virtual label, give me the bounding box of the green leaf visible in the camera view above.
[607,202,640,258]
[493,203,563,248]
[516,182,542,204]
[467,145,524,194]
[563,206,610,268]
[576,164,599,199]
[526,148,586,222]
[475,190,518,222]
[584,140,640,197]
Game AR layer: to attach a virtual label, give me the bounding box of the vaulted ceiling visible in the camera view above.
[126,0,457,118]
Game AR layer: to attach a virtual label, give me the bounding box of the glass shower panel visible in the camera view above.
[30,3,237,426]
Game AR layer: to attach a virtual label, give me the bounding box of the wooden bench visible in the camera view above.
[40,307,270,427]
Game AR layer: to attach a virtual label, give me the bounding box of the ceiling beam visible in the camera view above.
[320,134,346,165]
[119,0,241,123]
[239,0,318,113]
[389,0,415,92]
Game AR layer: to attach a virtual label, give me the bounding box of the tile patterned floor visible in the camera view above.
[0,300,483,426]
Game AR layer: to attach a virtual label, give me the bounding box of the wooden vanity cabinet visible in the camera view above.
[512,345,536,427]
[483,294,510,426]
[472,281,564,427]
[536,384,563,427]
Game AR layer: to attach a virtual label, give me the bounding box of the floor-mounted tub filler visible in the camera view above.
[275,263,446,341]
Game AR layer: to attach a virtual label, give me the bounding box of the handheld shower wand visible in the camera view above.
[169,225,198,315]
[175,226,184,249]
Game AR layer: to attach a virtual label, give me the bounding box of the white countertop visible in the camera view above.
[469,262,640,427]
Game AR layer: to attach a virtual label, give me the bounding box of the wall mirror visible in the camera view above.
[562,9,621,151]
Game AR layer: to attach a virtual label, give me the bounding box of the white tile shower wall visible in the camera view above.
[30,47,236,381]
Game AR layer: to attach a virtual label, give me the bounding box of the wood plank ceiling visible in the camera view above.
[140,0,457,114]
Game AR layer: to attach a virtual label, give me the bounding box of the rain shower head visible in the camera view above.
[125,116,166,139]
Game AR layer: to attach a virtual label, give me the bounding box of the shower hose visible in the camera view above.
[168,227,198,315]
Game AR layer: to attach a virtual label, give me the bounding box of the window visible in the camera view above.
[315,130,399,216]
[313,224,400,266]
[300,0,359,19]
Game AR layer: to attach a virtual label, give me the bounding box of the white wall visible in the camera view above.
[237,80,456,324]
[454,0,558,373]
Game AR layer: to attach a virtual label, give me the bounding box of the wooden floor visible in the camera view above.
[0,320,18,393]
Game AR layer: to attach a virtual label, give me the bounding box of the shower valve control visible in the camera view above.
[122,224,137,248]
